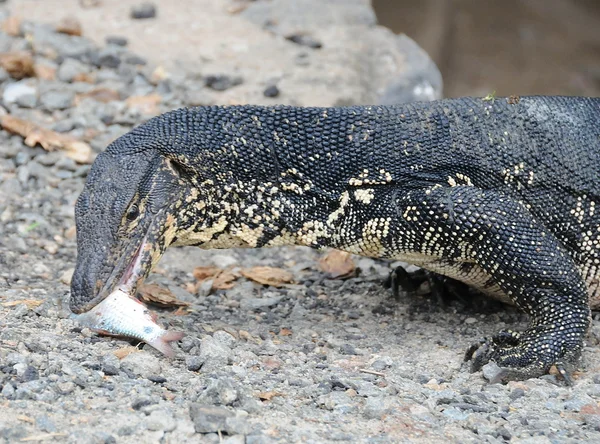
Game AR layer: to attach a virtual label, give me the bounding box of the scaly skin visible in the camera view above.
[72,96,600,381]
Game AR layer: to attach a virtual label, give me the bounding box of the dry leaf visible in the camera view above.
[193,266,222,281]
[0,52,35,79]
[33,63,56,80]
[56,16,82,36]
[126,93,162,115]
[113,346,141,359]
[2,16,22,37]
[138,283,189,307]
[257,391,284,401]
[72,72,95,83]
[17,415,35,423]
[2,300,43,309]
[279,328,292,336]
[0,115,93,163]
[76,88,120,104]
[319,249,356,279]
[192,266,239,291]
[241,266,293,287]
[212,271,238,290]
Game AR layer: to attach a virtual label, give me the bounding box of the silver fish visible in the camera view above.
[71,287,184,357]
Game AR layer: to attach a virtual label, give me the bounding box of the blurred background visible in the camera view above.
[373,0,600,97]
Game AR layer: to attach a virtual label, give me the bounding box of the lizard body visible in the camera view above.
[72,96,600,381]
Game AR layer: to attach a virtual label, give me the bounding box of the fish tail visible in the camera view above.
[147,330,185,357]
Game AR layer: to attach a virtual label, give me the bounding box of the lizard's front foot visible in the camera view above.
[465,326,584,384]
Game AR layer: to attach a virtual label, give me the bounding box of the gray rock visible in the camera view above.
[40,90,75,110]
[95,48,122,69]
[1,383,15,400]
[35,415,57,433]
[2,81,37,105]
[263,85,280,98]
[240,295,283,310]
[189,404,249,435]
[363,397,387,420]
[120,352,162,378]
[131,2,157,19]
[29,24,97,59]
[205,75,243,91]
[197,378,239,406]
[482,362,505,383]
[145,410,177,432]
[57,58,90,82]
[16,93,37,108]
[105,36,128,47]
[198,336,231,371]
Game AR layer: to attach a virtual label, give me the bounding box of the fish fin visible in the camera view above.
[147,330,185,357]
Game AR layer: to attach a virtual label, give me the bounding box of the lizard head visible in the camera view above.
[70,118,195,313]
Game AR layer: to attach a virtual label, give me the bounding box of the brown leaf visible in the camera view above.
[0,52,35,79]
[193,266,222,281]
[279,328,292,336]
[76,88,120,104]
[2,16,22,37]
[138,283,189,307]
[2,300,43,309]
[241,266,293,287]
[72,72,95,83]
[56,16,82,36]
[113,346,140,359]
[33,63,56,80]
[318,249,356,279]
[257,391,284,401]
[212,271,238,290]
[0,115,93,163]
[192,266,239,291]
[125,93,162,115]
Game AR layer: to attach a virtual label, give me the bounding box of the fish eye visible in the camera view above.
[126,205,140,221]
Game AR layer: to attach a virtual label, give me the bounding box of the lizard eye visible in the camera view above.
[126,205,140,221]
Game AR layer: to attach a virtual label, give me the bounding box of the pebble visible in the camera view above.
[145,410,177,432]
[105,35,128,47]
[40,90,75,110]
[120,352,162,378]
[198,336,231,372]
[2,81,37,105]
[285,34,323,49]
[204,74,243,91]
[189,404,249,435]
[57,58,90,82]
[263,85,280,98]
[131,2,157,19]
[240,295,283,310]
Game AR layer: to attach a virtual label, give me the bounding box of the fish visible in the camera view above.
[71,287,185,357]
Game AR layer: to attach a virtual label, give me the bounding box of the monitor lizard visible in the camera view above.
[71,96,600,382]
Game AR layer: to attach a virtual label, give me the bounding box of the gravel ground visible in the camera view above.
[2,2,600,443]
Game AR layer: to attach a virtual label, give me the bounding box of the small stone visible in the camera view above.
[101,364,119,376]
[131,397,156,410]
[363,397,387,419]
[285,34,322,49]
[131,2,157,19]
[121,352,161,378]
[145,410,176,432]
[2,81,37,105]
[464,317,477,324]
[35,415,57,433]
[96,48,121,68]
[509,388,526,400]
[481,361,505,383]
[40,90,74,110]
[205,74,243,91]
[240,295,283,310]
[189,404,249,435]
[105,35,128,47]
[263,85,280,98]
[198,336,231,371]
[339,344,358,355]
[57,58,90,82]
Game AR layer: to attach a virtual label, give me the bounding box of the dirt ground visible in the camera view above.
[2,1,600,443]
